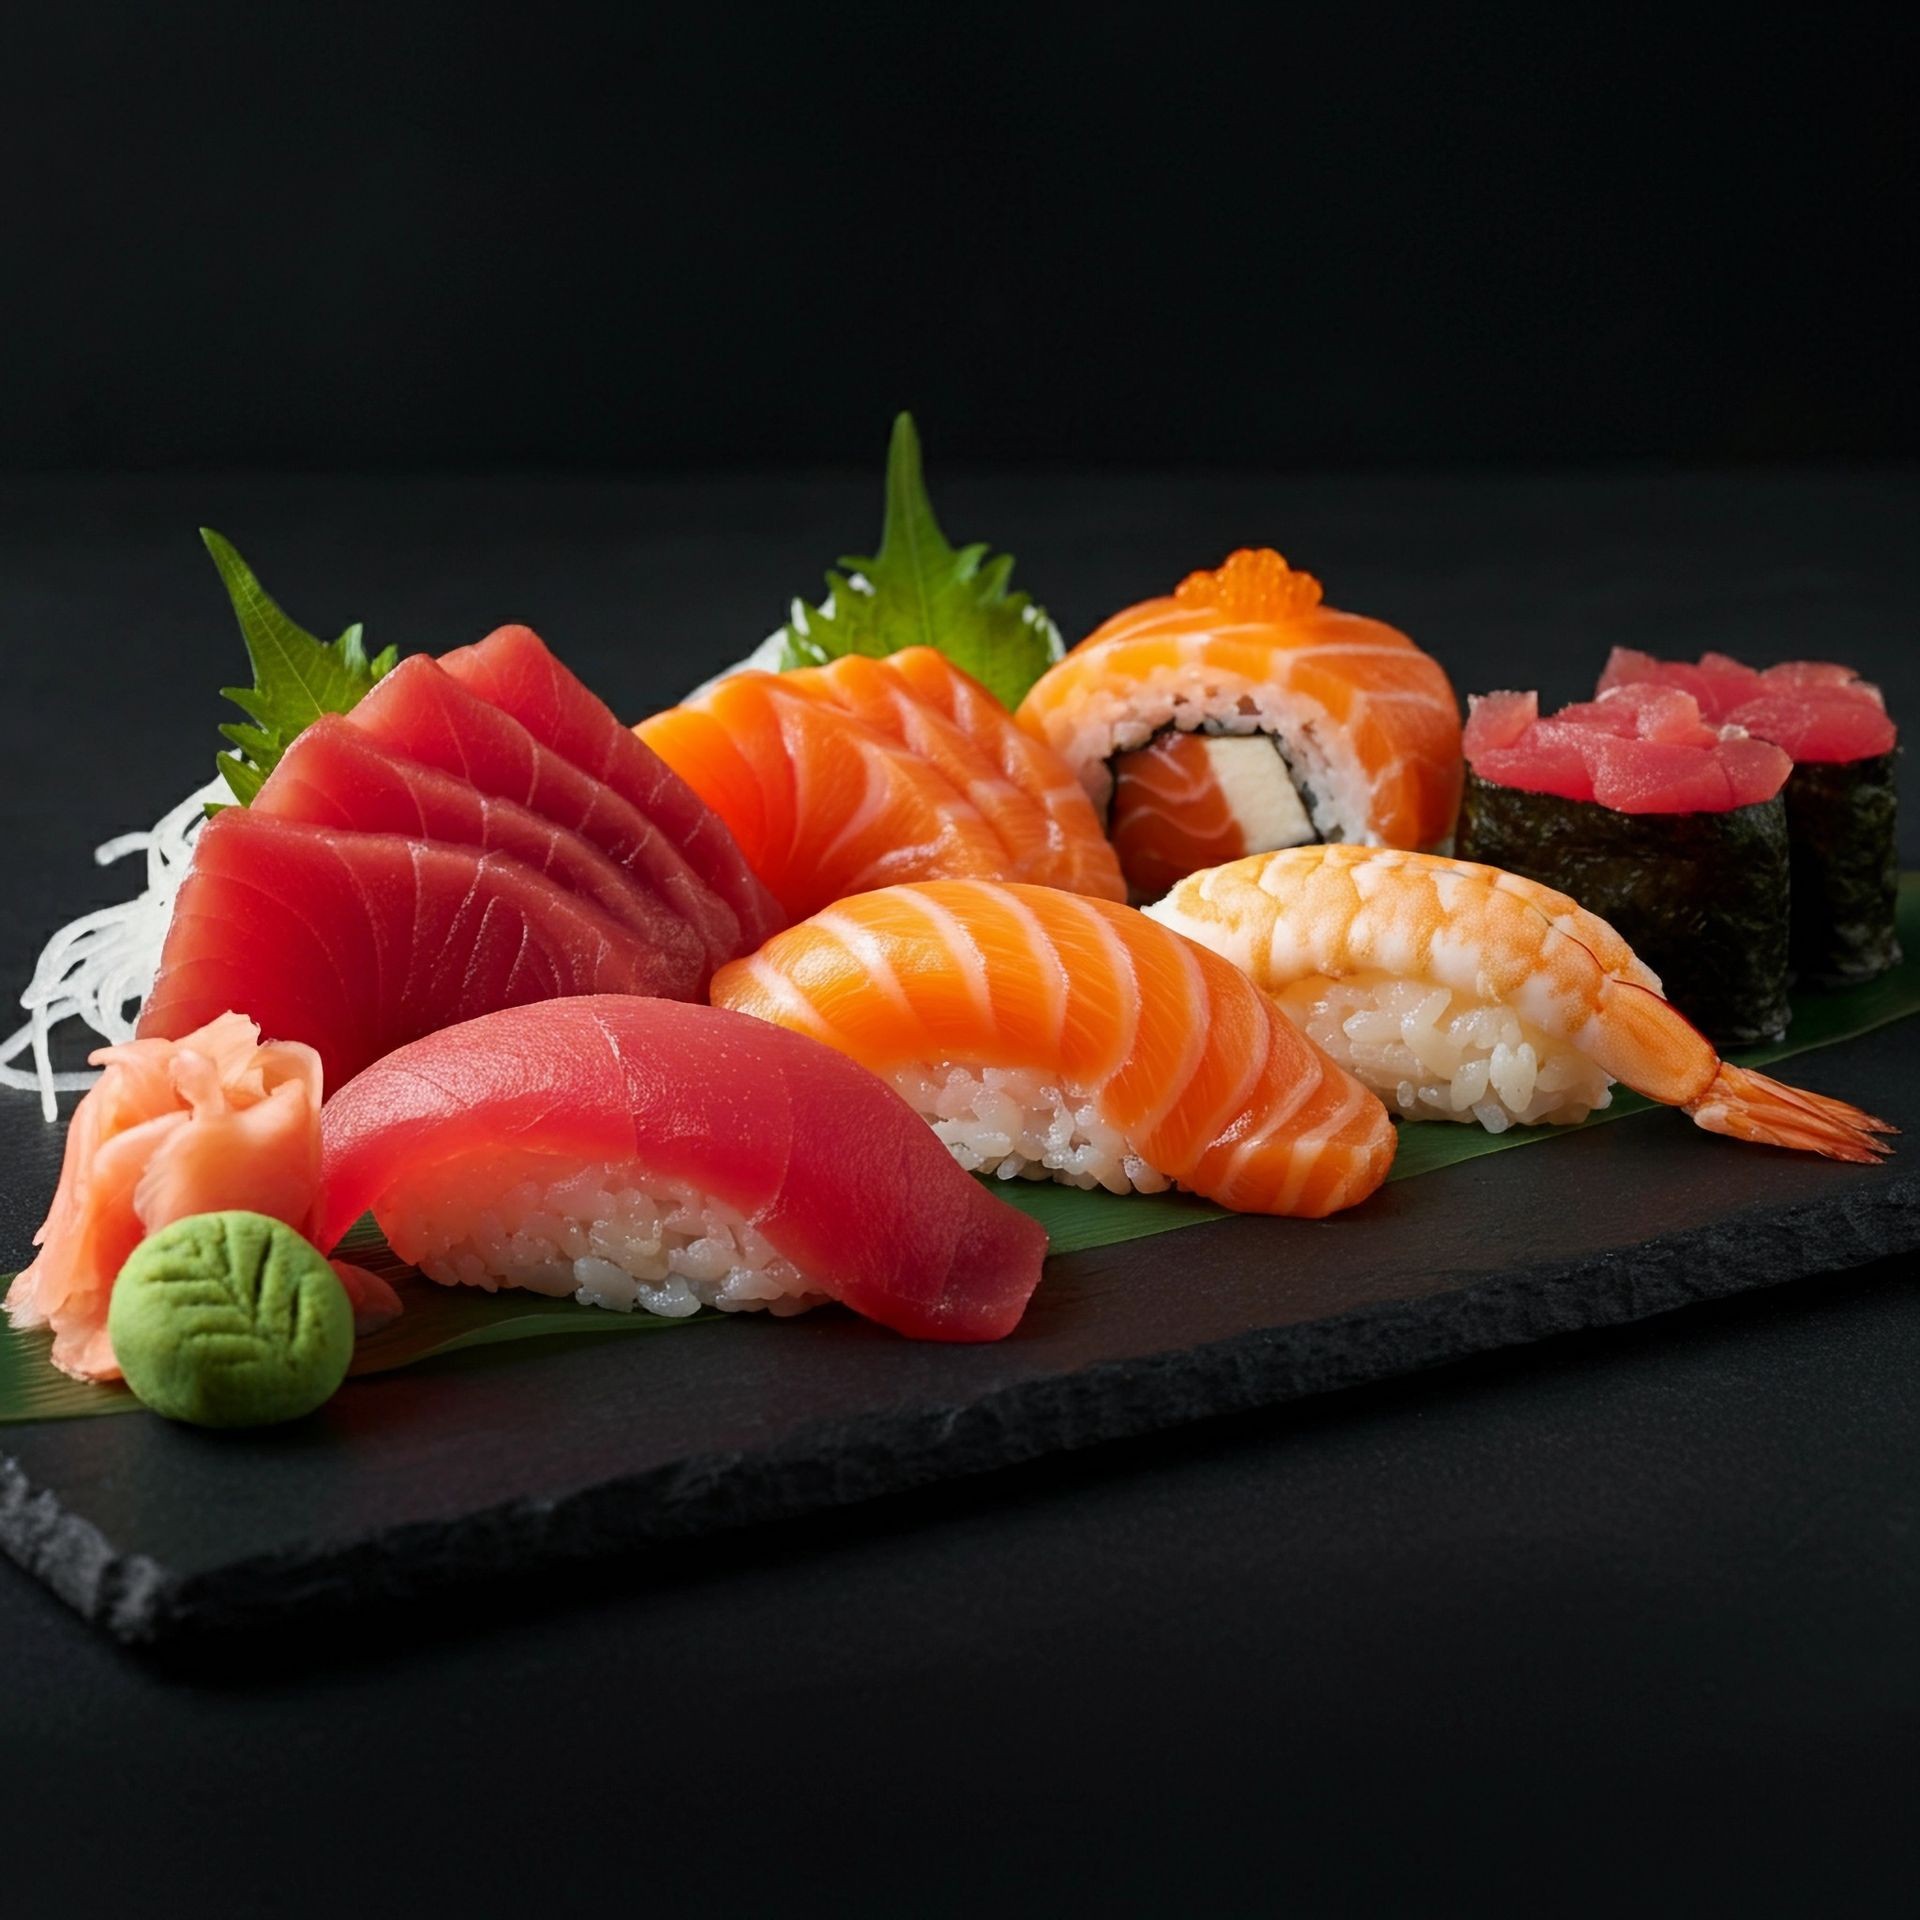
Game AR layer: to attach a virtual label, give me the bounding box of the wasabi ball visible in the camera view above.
[107,1211,353,1428]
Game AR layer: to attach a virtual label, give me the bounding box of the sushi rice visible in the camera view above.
[888,1062,1174,1195]
[379,1152,830,1319]
[1270,974,1614,1131]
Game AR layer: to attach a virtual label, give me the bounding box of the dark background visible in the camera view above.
[2,12,1916,1916]
[1,6,1913,474]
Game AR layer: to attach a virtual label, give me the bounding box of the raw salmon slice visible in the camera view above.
[637,673,1017,923]
[773,648,1126,902]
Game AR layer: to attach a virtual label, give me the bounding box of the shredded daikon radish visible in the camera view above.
[0,772,228,1121]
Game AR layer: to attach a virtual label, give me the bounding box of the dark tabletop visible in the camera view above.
[1,472,1915,1915]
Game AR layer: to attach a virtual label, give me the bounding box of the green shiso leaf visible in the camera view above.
[203,529,398,805]
[778,413,1061,710]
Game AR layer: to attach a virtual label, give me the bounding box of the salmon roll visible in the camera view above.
[1016,549,1464,902]
[712,880,1396,1218]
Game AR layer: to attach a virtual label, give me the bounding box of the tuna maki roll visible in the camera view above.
[1455,685,1793,1047]
[1599,650,1900,985]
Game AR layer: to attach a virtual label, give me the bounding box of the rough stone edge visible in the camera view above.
[7,1171,1916,1646]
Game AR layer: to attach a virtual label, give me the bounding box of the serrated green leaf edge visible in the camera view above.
[778,414,1059,708]
[201,528,393,803]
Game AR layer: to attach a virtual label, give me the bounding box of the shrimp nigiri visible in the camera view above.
[711,880,1396,1217]
[1145,845,1893,1161]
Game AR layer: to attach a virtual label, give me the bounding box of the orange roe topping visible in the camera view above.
[1172,548,1325,622]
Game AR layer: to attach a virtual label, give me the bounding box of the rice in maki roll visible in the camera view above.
[1455,686,1793,1047]
[1599,650,1900,985]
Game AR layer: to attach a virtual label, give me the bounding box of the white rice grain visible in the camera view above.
[379,1153,829,1320]
[1271,973,1614,1129]
[887,1062,1172,1195]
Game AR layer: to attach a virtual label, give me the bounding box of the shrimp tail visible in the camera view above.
[1685,1062,1896,1164]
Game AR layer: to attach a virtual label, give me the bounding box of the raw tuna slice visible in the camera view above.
[138,811,683,1092]
[1463,686,1790,813]
[440,625,783,948]
[1599,647,1896,764]
[348,654,746,977]
[255,717,705,988]
[315,997,1048,1341]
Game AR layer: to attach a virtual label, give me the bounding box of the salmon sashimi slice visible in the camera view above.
[712,880,1396,1217]
[348,654,747,978]
[5,1013,329,1381]
[637,673,1016,923]
[316,997,1048,1341]
[775,648,1127,902]
[440,625,783,950]
[137,811,689,1093]
[1015,549,1463,859]
[255,716,706,985]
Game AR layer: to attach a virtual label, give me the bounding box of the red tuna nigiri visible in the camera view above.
[316,997,1049,1341]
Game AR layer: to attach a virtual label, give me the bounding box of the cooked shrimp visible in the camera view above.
[1146,845,1894,1161]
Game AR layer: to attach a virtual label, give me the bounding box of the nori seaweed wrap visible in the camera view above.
[1595,649,1900,986]
[1782,750,1902,985]
[1455,771,1792,1046]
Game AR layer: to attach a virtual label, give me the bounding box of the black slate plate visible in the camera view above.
[2,1018,1913,1645]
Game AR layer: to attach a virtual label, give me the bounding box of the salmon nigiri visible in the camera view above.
[711,880,1395,1218]
[637,652,1125,924]
[1147,845,1894,1161]
[1016,549,1463,901]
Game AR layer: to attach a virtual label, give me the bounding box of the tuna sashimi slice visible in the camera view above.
[138,811,686,1092]
[256,716,706,992]
[315,997,1049,1341]
[349,654,745,979]
[440,625,783,948]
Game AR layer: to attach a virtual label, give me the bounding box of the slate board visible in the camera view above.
[1,1014,1912,1646]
